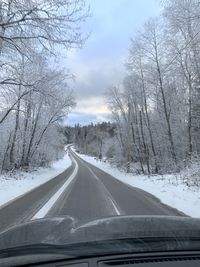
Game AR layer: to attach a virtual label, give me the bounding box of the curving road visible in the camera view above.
[0,148,183,232]
[47,148,183,221]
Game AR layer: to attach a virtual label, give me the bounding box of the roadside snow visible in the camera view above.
[73,149,200,218]
[0,153,72,207]
[32,156,78,220]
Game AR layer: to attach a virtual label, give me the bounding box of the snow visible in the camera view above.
[73,149,200,218]
[0,153,72,208]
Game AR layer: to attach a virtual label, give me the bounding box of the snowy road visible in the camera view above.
[0,148,183,233]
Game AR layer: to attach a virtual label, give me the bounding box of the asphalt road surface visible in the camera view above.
[0,163,75,232]
[48,149,183,220]
[0,148,183,232]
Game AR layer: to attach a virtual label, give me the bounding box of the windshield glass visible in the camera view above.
[0,0,200,257]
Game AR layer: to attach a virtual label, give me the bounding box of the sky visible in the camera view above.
[63,0,161,126]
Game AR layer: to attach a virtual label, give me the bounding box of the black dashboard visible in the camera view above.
[1,251,200,267]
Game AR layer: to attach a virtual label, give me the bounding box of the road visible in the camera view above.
[0,148,183,232]
[0,163,75,232]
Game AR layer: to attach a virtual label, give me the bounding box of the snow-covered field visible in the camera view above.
[0,153,72,207]
[74,150,200,218]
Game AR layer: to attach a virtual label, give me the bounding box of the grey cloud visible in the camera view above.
[73,65,125,99]
[61,0,160,124]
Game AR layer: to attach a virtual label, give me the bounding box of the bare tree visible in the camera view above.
[0,0,89,54]
[104,1,200,174]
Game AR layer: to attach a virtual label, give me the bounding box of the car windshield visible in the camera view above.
[0,0,200,258]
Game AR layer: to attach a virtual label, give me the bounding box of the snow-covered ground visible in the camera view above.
[74,150,200,218]
[0,153,72,207]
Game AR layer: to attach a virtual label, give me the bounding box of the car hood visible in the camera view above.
[0,215,200,254]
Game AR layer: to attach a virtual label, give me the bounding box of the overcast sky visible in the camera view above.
[63,0,161,126]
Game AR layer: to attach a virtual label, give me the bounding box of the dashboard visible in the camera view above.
[1,251,200,267]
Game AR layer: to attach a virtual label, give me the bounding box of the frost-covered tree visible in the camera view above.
[0,0,89,55]
[106,0,200,174]
[0,55,75,171]
[0,0,88,172]
[71,122,117,160]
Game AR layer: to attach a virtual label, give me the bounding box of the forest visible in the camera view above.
[0,0,88,172]
[1,0,200,179]
[73,0,200,177]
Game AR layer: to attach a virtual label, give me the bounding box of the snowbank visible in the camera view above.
[0,153,72,207]
[74,150,200,218]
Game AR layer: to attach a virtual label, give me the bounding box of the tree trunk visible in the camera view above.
[25,99,43,164]
[139,110,150,174]
[9,98,20,166]
[21,97,31,167]
[9,56,24,167]
[155,45,177,164]
[188,79,193,160]
[130,122,145,174]
[1,133,12,173]
[140,62,159,173]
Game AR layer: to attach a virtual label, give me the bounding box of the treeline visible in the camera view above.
[65,122,117,159]
[107,0,200,174]
[0,0,88,172]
